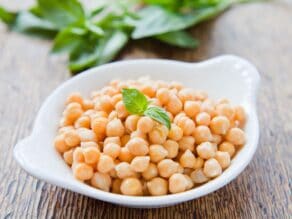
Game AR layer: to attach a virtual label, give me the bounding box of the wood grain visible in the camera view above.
[0,1,291,218]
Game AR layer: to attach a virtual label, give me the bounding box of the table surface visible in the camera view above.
[0,1,291,218]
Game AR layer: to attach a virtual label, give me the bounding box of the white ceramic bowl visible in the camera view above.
[14,55,260,208]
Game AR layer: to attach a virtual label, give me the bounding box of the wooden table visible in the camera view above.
[0,1,291,218]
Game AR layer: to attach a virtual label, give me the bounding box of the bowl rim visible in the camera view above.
[14,55,260,207]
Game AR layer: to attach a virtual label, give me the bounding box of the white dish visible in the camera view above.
[14,55,260,208]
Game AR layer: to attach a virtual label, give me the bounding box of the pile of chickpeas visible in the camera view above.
[54,77,246,196]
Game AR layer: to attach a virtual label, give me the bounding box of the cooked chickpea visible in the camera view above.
[215,151,231,169]
[74,116,90,129]
[63,149,74,165]
[90,117,108,141]
[130,156,150,172]
[104,136,121,146]
[179,149,196,168]
[212,134,222,145]
[112,178,122,194]
[203,158,222,178]
[125,115,140,132]
[178,88,196,103]
[76,128,97,142]
[97,154,115,173]
[148,125,168,144]
[156,88,170,104]
[141,84,156,97]
[200,100,216,117]
[166,94,183,115]
[126,137,149,156]
[64,130,80,147]
[184,174,194,190]
[149,145,168,163]
[137,116,154,133]
[54,135,69,153]
[142,163,158,180]
[193,126,212,144]
[197,142,216,159]
[178,136,195,151]
[121,135,130,146]
[157,159,179,178]
[225,127,246,146]
[163,140,179,158]
[169,173,188,194]
[219,141,236,157]
[73,163,93,180]
[147,177,168,196]
[108,110,118,120]
[63,103,83,123]
[119,147,134,162]
[66,92,83,105]
[168,124,183,141]
[111,94,122,106]
[210,116,230,135]
[120,178,143,196]
[82,99,94,110]
[190,169,209,184]
[115,162,135,179]
[106,119,125,137]
[115,101,129,119]
[194,157,204,169]
[91,172,111,192]
[216,103,235,120]
[130,130,147,140]
[103,143,121,159]
[234,106,246,127]
[83,147,100,164]
[196,112,211,126]
[184,101,201,118]
[98,95,114,113]
[177,116,195,136]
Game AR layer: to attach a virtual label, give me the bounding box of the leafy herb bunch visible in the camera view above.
[0,0,250,74]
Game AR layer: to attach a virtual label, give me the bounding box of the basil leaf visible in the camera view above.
[144,106,171,129]
[122,88,148,115]
[0,6,17,26]
[37,0,85,29]
[85,21,104,36]
[155,30,199,48]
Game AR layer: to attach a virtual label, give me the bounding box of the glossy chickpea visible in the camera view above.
[106,119,125,137]
[203,158,222,178]
[121,135,130,146]
[111,94,122,106]
[166,94,183,115]
[197,142,216,159]
[98,95,114,113]
[142,163,158,180]
[234,106,246,127]
[108,110,118,120]
[210,116,230,135]
[169,173,188,194]
[200,100,216,117]
[196,112,211,126]
[125,115,140,132]
[193,126,212,144]
[80,141,99,150]
[91,117,108,141]
[212,134,222,145]
[74,116,90,129]
[170,81,183,90]
[178,88,196,103]
[73,147,84,163]
[54,135,69,153]
[156,88,170,104]
[157,159,179,178]
[58,126,74,134]
[91,172,111,192]
[73,163,93,181]
[225,127,246,146]
[184,101,201,118]
[119,147,134,162]
[104,136,121,146]
[178,136,195,151]
[63,103,83,122]
[101,86,118,96]
[112,179,122,194]
[194,157,204,169]
[137,116,154,133]
[130,156,150,172]
[163,140,179,158]
[126,137,149,156]
[216,103,235,120]
[177,116,195,136]
[219,141,236,157]
[120,178,143,196]
[103,143,121,159]
[115,101,128,119]
[168,124,183,141]
[215,151,231,169]
[82,99,94,110]
[149,145,168,163]
[184,174,194,190]
[77,128,97,142]
[190,169,209,184]
[179,149,196,168]
[64,130,80,147]
[63,149,74,165]
[149,125,168,144]
[147,177,168,196]
[141,84,156,97]
[97,154,115,173]
[66,92,83,105]
[173,112,186,124]
[115,162,135,179]
[83,147,100,164]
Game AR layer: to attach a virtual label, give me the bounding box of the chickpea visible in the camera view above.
[54,135,69,153]
[193,126,212,144]
[147,177,168,196]
[169,173,188,194]
[82,99,94,110]
[196,112,211,126]
[177,116,195,136]
[106,119,125,137]
[64,130,80,147]
[108,110,118,120]
[173,112,186,124]
[149,144,168,163]
[163,140,179,158]
[119,135,129,146]
[112,178,122,194]
[91,117,108,141]
[66,92,83,105]
[91,110,108,119]
[73,163,93,181]
[142,163,158,180]
[215,151,231,169]
[104,136,121,146]
[166,94,183,115]
[178,88,196,103]
[130,130,147,140]
[156,88,170,104]
[179,149,196,168]
[58,126,74,134]
[125,115,140,132]
[216,103,235,120]
[212,134,222,145]
[97,154,115,173]
[63,103,83,122]
[157,159,179,178]
[120,178,143,196]
[73,147,84,163]
[126,137,149,156]
[184,101,201,118]
[197,142,216,159]
[149,98,162,107]
[168,124,183,141]
[130,156,150,172]
[167,112,174,122]
[119,147,134,162]
[194,157,204,169]
[219,141,236,157]
[195,91,208,101]
[83,147,100,164]
[74,116,90,129]
[103,143,121,159]
[225,128,246,146]
[63,149,74,165]
[170,81,183,90]
[115,162,135,179]
[234,106,246,127]
[115,101,129,119]
[190,169,209,184]
[111,93,122,106]
[80,141,100,150]
[178,136,195,151]
[98,95,114,113]
[184,174,194,190]
[141,84,156,97]
[203,158,222,178]
[200,100,216,117]
[149,125,168,144]
[137,116,154,133]
[210,116,230,135]
[77,128,97,142]
[91,172,111,192]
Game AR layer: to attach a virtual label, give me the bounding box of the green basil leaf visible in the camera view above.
[85,21,104,36]
[144,106,171,129]
[122,88,149,115]
[38,0,85,28]
[0,6,17,26]
[155,30,199,48]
